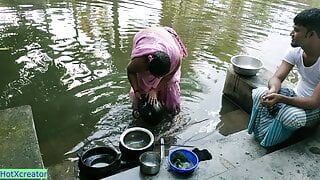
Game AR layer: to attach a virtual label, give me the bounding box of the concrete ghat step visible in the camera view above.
[212,126,320,180]
[103,130,268,180]
[47,161,78,180]
[0,105,44,168]
[47,107,257,179]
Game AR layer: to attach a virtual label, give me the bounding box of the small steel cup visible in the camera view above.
[139,151,161,175]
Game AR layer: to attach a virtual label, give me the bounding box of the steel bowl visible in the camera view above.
[231,55,263,76]
[119,127,154,161]
[139,151,161,175]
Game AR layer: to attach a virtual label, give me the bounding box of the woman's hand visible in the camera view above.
[134,90,142,100]
[147,89,158,105]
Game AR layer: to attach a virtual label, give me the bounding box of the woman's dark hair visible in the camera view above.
[294,8,320,37]
[149,51,170,77]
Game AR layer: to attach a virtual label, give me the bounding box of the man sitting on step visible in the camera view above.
[248,8,320,147]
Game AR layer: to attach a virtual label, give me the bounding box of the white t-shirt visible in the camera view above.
[284,47,320,97]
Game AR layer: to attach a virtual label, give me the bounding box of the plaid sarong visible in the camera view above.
[248,87,320,147]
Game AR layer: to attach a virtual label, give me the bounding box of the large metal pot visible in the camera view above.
[78,146,122,179]
[119,127,155,161]
[231,55,263,76]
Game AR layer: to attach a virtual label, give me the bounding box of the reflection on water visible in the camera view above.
[0,0,319,167]
[217,96,250,136]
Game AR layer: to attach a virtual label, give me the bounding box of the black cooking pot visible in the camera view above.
[119,127,155,161]
[138,95,164,124]
[78,146,122,179]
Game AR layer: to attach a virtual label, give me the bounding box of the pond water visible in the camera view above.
[0,0,319,167]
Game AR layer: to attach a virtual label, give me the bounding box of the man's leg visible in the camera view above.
[248,87,271,141]
[276,104,306,129]
[249,87,301,147]
[305,108,320,127]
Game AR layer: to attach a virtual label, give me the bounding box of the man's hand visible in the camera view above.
[261,93,283,107]
[262,60,293,107]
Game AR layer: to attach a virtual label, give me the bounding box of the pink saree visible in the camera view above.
[130,27,188,113]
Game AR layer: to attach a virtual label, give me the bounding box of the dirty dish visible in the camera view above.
[168,148,199,175]
[139,151,161,175]
[138,94,164,123]
[231,55,263,76]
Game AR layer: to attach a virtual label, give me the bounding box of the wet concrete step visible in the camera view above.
[218,66,320,179]
[49,67,303,179]
[47,160,78,180]
[213,126,320,180]
[0,105,44,168]
[47,107,256,179]
[103,128,268,180]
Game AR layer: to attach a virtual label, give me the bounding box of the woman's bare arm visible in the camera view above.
[127,57,148,93]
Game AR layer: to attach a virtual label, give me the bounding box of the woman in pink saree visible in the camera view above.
[127,26,188,118]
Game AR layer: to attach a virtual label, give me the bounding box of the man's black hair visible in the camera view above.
[149,51,170,77]
[294,8,320,38]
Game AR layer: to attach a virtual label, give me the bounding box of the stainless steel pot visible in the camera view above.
[231,55,263,76]
[139,151,161,175]
[119,127,155,161]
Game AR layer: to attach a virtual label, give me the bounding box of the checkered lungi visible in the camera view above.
[248,87,320,147]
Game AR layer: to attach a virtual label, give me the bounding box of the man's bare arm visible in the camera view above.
[268,60,293,94]
[279,82,320,109]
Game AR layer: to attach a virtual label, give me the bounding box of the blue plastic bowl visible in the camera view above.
[168,148,199,175]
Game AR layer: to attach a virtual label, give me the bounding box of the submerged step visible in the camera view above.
[0,105,44,168]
